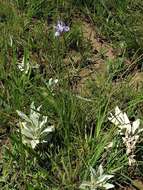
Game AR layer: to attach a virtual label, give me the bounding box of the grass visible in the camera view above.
[1,0,143,189]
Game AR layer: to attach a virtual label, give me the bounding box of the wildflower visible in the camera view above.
[17,102,54,149]
[54,20,70,37]
[80,165,114,190]
[108,106,142,166]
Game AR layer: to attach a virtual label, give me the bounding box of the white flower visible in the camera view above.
[108,106,142,166]
[17,102,54,149]
[80,165,114,190]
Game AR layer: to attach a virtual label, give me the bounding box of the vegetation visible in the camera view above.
[1,0,143,189]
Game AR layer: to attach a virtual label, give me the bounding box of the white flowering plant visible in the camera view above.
[80,165,114,190]
[17,102,55,149]
[108,106,143,166]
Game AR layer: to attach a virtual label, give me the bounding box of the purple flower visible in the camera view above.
[54,21,70,37]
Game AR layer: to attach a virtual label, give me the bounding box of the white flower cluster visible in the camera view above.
[108,106,142,166]
[80,165,114,190]
[17,102,54,149]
